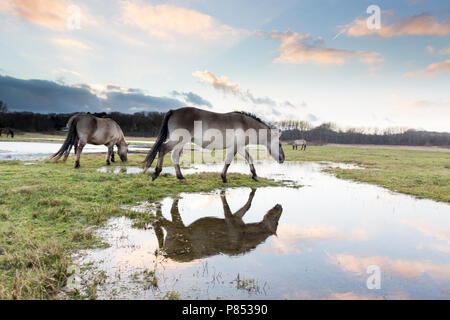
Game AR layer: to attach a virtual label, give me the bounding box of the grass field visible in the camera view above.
[284,144,450,203]
[0,140,448,299]
[0,154,279,299]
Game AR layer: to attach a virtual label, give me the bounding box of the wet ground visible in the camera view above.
[0,141,149,160]
[72,161,450,300]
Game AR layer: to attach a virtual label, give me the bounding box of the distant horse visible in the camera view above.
[288,139,306,151]
[144,107,285,183]
[0,128,14,138]
[151,188,282,262]
[50,114,129,168]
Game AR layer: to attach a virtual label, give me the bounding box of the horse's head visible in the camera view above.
[267,128,285,164]
[118,141,129,162]
[262,204,283,234]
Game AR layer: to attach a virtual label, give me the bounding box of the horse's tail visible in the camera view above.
[143,110,173,170]
[50,115,79,161]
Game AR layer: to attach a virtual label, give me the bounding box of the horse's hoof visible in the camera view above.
[152,173,159,181]
[75,163,80,169]
[177,175,186,180]
[252,176,258,182]
[221,178,228,183]
[106,160,111,166]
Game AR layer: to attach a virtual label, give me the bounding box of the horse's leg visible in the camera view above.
[106,146,113,165]
[238,148,257,181]
[234,188,256,218]
[75,140,86,168]
[74,136,79,155]
[171,144,185,180]
[152,141,177,180]
[110,149,115,162]
[221,147,237,183]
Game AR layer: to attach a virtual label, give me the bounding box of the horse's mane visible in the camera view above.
[233,111,274,128]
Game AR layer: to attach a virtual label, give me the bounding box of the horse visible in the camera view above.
[0,128,14,138]
[288,139,306,151]
[151,188,282,262]
[144,107,285,183]
[50,114,129,168]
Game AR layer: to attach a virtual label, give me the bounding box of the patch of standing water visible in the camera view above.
[0,141,148,160]
[71,161,450,300]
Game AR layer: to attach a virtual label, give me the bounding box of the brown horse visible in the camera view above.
[0,128,14,138]
[50,114,129,168]
[144,107,285,182]
[151,188,282,262]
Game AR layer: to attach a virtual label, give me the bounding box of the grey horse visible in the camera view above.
[144,107,285,182]
[50,114,129,168]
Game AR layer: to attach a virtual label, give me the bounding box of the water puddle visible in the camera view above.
[72,161,450,300]
[0,141,149,160]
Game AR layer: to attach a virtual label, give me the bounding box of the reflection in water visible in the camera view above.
[152,189,282,262]
[72,161,450,300]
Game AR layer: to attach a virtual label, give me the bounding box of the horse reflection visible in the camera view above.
[152,188,282,262]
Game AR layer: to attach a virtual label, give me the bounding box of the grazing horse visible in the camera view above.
[288,139,306,151]
[144,107,285,182]
[0,128,14,138]
[151,188,282,262]
[50,114,129,168]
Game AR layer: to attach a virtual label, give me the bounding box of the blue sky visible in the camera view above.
[0,0,449,131]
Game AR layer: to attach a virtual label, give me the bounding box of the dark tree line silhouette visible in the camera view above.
[280,122,450,147]
[0,109,165,137]
[0,103,448,145]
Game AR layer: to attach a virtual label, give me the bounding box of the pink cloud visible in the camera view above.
[344,12,450,37]
[121,0,246,43]
[406,59,450,77]
[0,0,95,30]
[270,30,383,66]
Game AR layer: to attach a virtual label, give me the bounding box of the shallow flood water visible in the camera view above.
[0,141,148,160]
[73,161,450,299]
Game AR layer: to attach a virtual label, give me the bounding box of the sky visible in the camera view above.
[0,0,449,132]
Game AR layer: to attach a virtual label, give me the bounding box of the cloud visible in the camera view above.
[192,69,308,120]
[264,224,342,254]
[343,12,450,37]
[171,91,212,108]
[50,38,92,51]
[192,70,240,94]
[406,59,450,77]
[270,30,383,66]
[0,0,96,30]
[331,254,450,281]
[0,75,184,113]
[120,0,246,44]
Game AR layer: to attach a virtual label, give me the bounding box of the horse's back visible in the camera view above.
[169,107,249,131]
[73,114,122,145]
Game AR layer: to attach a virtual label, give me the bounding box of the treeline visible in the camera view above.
[1,108,449,146]
[280,122,450,147]
[0,110,165,137]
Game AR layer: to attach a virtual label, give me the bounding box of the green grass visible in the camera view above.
[284,145,450,202]
[0,153,280,299]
